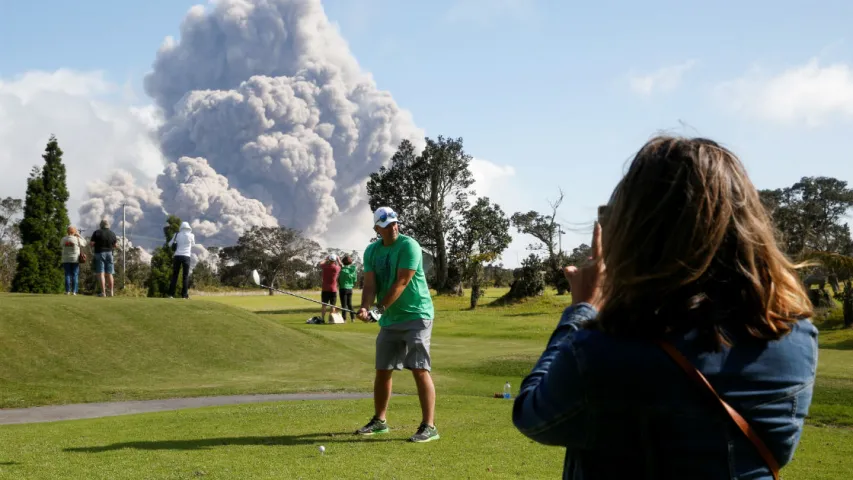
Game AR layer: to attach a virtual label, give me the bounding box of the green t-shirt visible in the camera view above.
[363,234,434,326]
[338,264,358,290]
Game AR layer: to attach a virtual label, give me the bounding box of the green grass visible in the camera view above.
[2,288,853,478]
[0,288,558,408]
[206,288,570,398]
[0,294,380,408]
[0,396,564,479]
[0,398,849,480]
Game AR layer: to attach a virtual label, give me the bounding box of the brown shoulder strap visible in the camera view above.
[656,340,781,480]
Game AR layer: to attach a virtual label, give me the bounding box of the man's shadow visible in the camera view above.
[64,432,396,453]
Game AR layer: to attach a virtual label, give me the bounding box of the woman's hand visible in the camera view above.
[563,222,605,310]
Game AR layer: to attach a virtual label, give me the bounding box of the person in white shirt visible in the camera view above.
[168,222,195,299]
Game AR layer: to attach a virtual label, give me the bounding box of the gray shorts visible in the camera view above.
[375,319,433,371]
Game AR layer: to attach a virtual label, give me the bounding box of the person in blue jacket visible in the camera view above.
[513,136,818,480]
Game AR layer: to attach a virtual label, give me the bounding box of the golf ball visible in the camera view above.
[318,445,326,453]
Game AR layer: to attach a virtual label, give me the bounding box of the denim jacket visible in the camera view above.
[513,304,818,480]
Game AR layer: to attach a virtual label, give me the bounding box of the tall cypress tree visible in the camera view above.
[42,136,70,243]
[12,136,70,293]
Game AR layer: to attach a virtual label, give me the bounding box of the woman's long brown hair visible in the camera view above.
[596,136,813,350]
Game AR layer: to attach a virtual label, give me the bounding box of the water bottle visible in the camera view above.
[503,381,512,399]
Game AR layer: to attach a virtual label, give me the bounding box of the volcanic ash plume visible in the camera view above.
[156,156,278,246]
[77,170,167,248]
[143,0,424,240]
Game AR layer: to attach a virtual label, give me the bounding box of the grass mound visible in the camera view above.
[0,294,374,408]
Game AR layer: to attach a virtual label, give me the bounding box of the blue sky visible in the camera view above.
[2,0,853,264]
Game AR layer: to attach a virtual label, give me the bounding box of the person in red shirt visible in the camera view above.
[319,254,342,322]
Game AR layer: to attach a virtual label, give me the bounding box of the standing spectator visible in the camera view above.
[90,219,117,297]
[168,222,195,299]
[319,254,342,322]
[338,255,358,322]
[60,226,87,295]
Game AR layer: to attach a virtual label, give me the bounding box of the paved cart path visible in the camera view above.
[0,393,376,425]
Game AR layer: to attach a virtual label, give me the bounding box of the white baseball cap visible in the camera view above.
[373,206,399,228]
[328,254,338,262]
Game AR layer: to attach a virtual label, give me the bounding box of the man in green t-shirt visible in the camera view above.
[355,206,439,443]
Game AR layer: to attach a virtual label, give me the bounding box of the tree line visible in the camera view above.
[2,135,851,320]
[759,177,853,326]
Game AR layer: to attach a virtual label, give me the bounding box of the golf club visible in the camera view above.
[250,270,381,322]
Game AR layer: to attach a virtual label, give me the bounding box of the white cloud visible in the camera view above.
[0,69,165,234]
[0,69,115,102]
[469,157,516,200]
[628,60,697,97]
[716,58,853,126]
[468,157,526,267]
[445,0,538,25]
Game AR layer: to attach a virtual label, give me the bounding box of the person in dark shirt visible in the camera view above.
[90,219,118,297]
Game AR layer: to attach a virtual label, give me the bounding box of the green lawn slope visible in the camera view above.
[0,294,374,408]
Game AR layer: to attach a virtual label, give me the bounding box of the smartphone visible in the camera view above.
[597,205,609,224]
